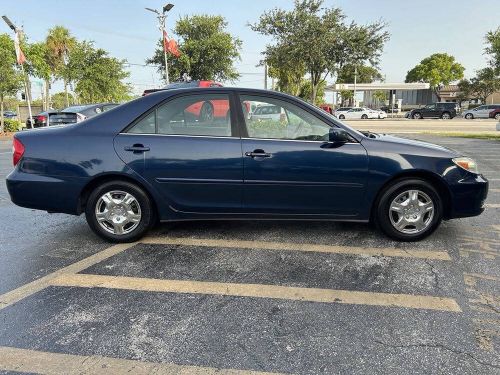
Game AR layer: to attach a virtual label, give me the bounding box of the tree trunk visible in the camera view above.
[0,96,4,133]
[45,79,50,110]
[64,79,69,108]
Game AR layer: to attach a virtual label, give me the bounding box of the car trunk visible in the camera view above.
[48,112,78,125]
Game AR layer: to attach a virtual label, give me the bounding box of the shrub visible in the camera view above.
[2,119,21,132]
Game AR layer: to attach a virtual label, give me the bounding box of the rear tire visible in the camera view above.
[495,113,500,120]
[441,112,451,119]
[361,114,368,119]
[375,179,443,241]
[85,180,155,243]
[339,114,345,119]
[412,112,422,119]
[465,113,474,120]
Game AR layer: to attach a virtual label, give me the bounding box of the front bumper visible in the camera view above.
[447,173,488,219]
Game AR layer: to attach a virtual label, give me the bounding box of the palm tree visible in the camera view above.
[46,26,76,107]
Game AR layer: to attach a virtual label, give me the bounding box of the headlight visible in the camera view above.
[453,157,479,174]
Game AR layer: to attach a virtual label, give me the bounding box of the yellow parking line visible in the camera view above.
[490,189,500,193]
[0,242,137,311]
[0,346,280,375]
[50,273,462,312]
[141,237,451,261]
[485,204,500,208]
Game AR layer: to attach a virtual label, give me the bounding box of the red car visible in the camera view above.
[143,80,227,122]
[489,108,500,120]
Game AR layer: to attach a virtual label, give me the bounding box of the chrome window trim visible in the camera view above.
[242,137,360,144]
[118,132,238,140]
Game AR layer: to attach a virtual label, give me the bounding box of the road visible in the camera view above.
[0,131,499,374]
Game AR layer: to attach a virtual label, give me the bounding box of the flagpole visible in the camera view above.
[161,20,170,85]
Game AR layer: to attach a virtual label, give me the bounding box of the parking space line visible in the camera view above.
[50,273,462,312]
[485,204,500,208]
[141,236,451,261]
[490,189,500,193]
[0,346,280,375]
[0,242,137,311]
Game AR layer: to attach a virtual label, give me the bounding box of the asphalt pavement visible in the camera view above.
[0,132,498,374]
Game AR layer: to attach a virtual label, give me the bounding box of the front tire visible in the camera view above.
[85,181,155,243]
[465,113,474,120]
[495,113,500,120]
[375,179,443,241]
[412,112,422,119]
[361,114,368,119]
[441,112,451,119]
[338,114,345,119]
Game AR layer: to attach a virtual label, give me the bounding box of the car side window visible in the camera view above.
[127,93,232,137]
[240,95,331,141]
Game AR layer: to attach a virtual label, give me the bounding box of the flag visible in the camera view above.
[163,30,181,58]
[14,31,26,65]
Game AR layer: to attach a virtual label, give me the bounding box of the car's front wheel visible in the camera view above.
[495,113,500,120]
[338,114,345,119]
[85,180,155,242]
[465,113,474,119]
[441,112,451,119]
[412,112,422,119]
[375,179,443,241]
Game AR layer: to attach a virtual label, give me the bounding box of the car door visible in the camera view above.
[237,93,368,217]
[474,105,488,118]
[421,104,437,118]
[114,91,243,214]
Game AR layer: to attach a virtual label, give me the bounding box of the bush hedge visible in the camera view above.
[2,119,21,132]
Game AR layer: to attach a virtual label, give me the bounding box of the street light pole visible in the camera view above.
[146,4,174,85]
[353,65,357,107]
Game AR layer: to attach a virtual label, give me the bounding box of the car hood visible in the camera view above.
[363,134,460,157]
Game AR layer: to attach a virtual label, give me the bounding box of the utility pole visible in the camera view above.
[2,15,33,127]
[146,4,174,85]
[353,65,357,107]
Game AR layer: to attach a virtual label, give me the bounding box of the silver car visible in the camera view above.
[463,104,500,119]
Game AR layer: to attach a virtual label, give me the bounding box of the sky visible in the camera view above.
[1,0,499,98]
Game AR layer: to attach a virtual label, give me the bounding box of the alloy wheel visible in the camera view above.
[95,190,142,235]
[388,189,434,234]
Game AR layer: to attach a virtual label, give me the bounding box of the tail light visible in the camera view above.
[36,115,47,123]
[13,137,25,166]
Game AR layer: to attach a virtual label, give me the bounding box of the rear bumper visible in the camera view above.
[447,174,488,219]
[6,169,85,215]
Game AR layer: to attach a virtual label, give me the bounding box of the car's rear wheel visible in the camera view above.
[361,114,368,119]
[338,114,345,119]
[465,113,474,119]
[441,112,451,119]
[375,179,443,241]
[412,112,422,119]
[85,181,155,243]
[495,113,500,120]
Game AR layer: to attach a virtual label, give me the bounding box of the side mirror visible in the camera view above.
[328,128,351,144]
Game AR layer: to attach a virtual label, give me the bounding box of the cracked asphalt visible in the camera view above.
[0,133,499,374]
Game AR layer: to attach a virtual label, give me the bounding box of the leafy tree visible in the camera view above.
[68,41,130,103]
[337,64,382,84]
[266,44,306,96]
[405,53,464,101]
[485,27,500,72]
[24,42,52,110]
[298,79,326,103]
[252,0,389,104]
[46,26,76,107]
[148,15,242,83]
[458,67,500,103]
[0,34,23,132]
[372,90,387,104]
[51,91,75,110]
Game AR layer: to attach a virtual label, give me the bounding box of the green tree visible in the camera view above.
[68,41,130,103]
[51,91,75,110]
[458,67,500,103]
[405,53,465,101]
[0,34,23,132]
[266,44,306,96]
[372,90,387,104]
[298,79,326,103]
[485,27,500,72]
[24,41,52,110]
[337,64,382,84]
[148,15,242,83]
[46,26,76,107]
[252,0,389,104]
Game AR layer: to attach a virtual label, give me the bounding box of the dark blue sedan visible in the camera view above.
[6,88,488,242]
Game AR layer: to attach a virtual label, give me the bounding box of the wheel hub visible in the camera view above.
[95,191,142,235]
[389,189,434,234]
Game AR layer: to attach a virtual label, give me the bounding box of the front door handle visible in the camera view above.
[245,149,272,158]
[124,144,150,153]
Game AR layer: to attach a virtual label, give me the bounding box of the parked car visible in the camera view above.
[249,105,285,122]
[406,102,458,119]
[463,104,500,119]
[25,111,50,128]
[3,111,17,119]
[336,107,386,119]
[142,80,223,96]
[7,88,487,243]
[380,105,400,113]
[49,103,119,126]
[332,107,352,117]
[319,104,334,114]
[489,107,500,120]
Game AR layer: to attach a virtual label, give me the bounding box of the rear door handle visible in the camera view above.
[245,149,272,158]
[124,144,150,153]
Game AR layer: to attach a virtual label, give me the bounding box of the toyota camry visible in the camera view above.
[7,88,488,242]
